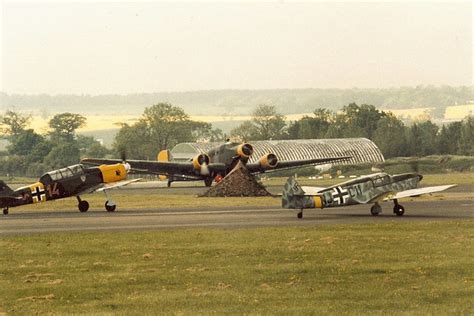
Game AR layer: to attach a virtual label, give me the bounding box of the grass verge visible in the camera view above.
[0,221,472,314]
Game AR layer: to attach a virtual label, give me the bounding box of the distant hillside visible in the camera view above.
[1,86,472,118]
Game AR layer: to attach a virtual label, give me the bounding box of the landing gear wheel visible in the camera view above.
[297,210,303,219]
[167,180,172,188]
[204,178,213,187]
[78,200,89,212]
[105,201,116,212]
[3,208,8,215]
[370,203,382,216]
[393,204,405,216]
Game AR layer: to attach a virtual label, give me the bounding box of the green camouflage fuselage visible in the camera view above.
[282,173,422,209]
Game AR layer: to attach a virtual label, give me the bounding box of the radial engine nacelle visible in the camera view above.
[236,143,254,158]
[259,153,278,169]
[192,154,210,175]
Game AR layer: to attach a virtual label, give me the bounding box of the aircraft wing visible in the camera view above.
[246,156,351,174]
[386,184,457,200]
[95,178,142,192]
[81,158,227,177]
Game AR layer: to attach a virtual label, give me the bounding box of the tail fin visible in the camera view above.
[282,176,306,209]
[157,150,172,181]
[0,181,14,196]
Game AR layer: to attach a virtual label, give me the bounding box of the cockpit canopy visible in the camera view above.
[39,164,85,183]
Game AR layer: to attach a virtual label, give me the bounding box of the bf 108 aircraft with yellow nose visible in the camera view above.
[282,173,456,218]
[0,163,139,215]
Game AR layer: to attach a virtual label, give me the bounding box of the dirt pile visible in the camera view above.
[201,161,271,197]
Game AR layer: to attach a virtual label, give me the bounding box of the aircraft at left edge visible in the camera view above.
[0,163,139,215]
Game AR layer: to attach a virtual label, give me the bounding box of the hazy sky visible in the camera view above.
[1,1,472,94]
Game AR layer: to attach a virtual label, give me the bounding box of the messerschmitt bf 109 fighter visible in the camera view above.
[82,141,351,187]
[0,163,139,215]
[282,173,456,218]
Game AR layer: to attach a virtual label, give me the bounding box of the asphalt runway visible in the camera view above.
[1,198,472,235]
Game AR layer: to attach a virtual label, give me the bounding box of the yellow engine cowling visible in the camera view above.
[259,153,278,169]
[192,154,210,171]
[99,164,127,183]
[236,143,254,158]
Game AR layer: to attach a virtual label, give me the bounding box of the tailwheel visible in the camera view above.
[105,201,116,212]
[370,203,382,216]
[297,210,303,219]
[393,204,405,216]
[3,208,8,215]
[78,200,89,212]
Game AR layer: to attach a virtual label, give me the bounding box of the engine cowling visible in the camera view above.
[236,143,254,158]
[259,153,278,169]
[192,154,210,174]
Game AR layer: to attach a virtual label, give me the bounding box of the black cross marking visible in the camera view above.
[332,187,349,204]
[32,186,46,202]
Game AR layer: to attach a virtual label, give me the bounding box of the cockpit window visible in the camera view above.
[42,164,85,182]
[372,175,390,187]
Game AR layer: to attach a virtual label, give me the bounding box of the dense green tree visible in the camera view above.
[114,122,153,159]
[114,103,209,159]
[437,122,462,154]
[43,142,81,169]
[0,110,31,137]
[288,108,331,139]
[459,116,473,155]
[339,103,386,139]
[76,135,109,158]
[231,104,286,140]
[230,121,256,141]
[7,129,45,156]
[48,113,86,142]
[407,120,439,156]
[372,114,408,158]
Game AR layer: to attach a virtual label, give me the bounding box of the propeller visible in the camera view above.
[119,149,131,173]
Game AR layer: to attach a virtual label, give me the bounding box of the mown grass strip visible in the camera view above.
[0,220,472,314]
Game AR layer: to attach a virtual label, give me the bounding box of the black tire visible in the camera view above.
[78,200,89,212]
[393,204,405,216]
[297,211,303,219]
[3,208,8,215]
[167,181,172,188]
[105,201,116,212]
[370,204,381,216]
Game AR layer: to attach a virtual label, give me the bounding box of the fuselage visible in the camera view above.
[0,164,126,209]
[302,172,422,209]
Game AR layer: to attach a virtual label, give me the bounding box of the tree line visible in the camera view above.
[0,102,472,177]
[230,103,473,158]
[0,111,109,177]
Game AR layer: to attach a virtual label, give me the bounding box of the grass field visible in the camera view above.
[0,221,472,314]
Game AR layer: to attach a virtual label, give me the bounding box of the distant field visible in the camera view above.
[0,221,472,314]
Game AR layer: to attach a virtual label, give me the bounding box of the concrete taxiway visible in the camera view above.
[0,199,472,235]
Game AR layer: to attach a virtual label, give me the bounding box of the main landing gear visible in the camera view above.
[370,202,382,216]
[77,196,89,212]
[3,207,8,215]
[393,199,405,216]
[76,193,117,213]
[369,200,406,216]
